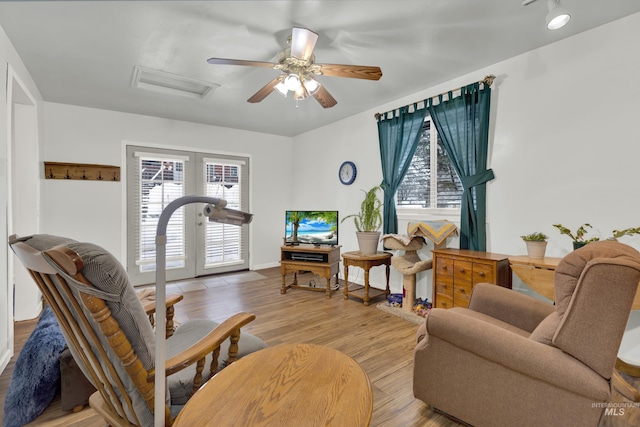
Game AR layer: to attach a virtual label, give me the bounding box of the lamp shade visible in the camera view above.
[274,81,288,97]
[294,85,309,100]
[302,76,320,95]
[284,73,301,91]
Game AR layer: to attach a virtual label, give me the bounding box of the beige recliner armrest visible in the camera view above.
[467,282,555,333]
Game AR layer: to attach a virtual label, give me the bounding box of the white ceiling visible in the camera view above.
[1,1,639,137]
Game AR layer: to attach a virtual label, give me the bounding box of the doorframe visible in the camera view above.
[122,140,254,285]
[1,64,40,373]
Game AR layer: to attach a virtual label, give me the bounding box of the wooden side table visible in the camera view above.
[509,255,640,310]
[172,343,373,427]
[342,251,391,306]
[508,256,561,302]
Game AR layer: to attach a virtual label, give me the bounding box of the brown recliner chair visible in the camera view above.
[413,240,640,427]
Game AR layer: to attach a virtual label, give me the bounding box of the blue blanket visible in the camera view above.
[3,306,66,427]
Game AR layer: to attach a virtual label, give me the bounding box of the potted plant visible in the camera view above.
[554,224,640,250]
[341,186,383,255]
[520,232,548,259]
[552,223,600,250]
[611,227,640,240]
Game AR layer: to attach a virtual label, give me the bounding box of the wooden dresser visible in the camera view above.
[432,248,512,309]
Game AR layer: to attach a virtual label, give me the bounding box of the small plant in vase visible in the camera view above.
[521,232,548,259]
[554,224,640,250]
[341,186,383,255]
[552,223,599,250]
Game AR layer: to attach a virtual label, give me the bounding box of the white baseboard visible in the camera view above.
[252,262,280,271]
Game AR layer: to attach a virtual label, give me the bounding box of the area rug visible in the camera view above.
[376,303,425,325]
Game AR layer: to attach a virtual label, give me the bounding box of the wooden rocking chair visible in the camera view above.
[9,234,267,426]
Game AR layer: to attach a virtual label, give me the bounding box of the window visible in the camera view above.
[396,116,463,211]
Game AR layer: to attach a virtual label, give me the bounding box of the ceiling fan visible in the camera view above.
[207,27,383,108]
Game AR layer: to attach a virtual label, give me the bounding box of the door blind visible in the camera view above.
[202,157,247,268]
[130,151,188,273]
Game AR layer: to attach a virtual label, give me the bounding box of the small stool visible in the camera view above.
[342,251,391,306]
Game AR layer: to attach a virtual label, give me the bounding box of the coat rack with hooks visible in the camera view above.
[43,161,120,182]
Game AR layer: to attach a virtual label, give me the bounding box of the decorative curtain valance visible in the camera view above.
[375,75,495,121]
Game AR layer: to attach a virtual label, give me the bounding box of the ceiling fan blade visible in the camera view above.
[207,57,277,69]
[247,76,282,103]
[290,27,319,61]
[317,64,383,81]
[313,85,337,109]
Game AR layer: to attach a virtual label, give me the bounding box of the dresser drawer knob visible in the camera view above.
[459,268,465,273]
[478,272,485,277]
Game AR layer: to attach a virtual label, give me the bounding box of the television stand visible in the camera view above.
[280,245,341,298]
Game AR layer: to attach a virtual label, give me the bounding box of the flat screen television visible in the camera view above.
[285,211,338,246]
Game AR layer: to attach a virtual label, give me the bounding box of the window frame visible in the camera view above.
[396,116,462,222]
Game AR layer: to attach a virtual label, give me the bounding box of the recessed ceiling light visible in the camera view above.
[132,66,220,99]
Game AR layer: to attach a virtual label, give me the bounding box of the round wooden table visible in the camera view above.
[173,343,373,427]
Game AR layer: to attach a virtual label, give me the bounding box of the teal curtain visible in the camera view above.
[428,82,493,251]
[377,104,427,234]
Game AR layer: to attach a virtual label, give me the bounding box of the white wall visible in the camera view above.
[41,103,293,271]
[21,11,640,308]
[292,12,640,300]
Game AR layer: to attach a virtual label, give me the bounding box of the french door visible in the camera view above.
[126,146,250,286]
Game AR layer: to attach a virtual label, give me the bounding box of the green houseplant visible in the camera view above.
[552,223,599,250]
[520,232,548,242]
[553,223,640,250]
[520,232,548,259]
[341,186,383,254]
[611,227,640,239]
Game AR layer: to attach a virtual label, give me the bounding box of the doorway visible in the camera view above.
[126,146,250,286]
[1,66,40,373]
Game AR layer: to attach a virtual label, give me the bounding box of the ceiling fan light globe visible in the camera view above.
[302,77,320,95]
[274,82,288,97]
[284,74,301,91]
[294,86,309,100]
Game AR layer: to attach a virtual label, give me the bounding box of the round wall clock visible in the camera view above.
[339,161,357,185]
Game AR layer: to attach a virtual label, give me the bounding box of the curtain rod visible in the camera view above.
[374,74,496,120]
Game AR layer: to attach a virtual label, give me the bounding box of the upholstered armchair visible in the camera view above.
[10,234,267,427]
[413,241,640,427]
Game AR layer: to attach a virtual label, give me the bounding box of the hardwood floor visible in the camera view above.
[1,267,639,426]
